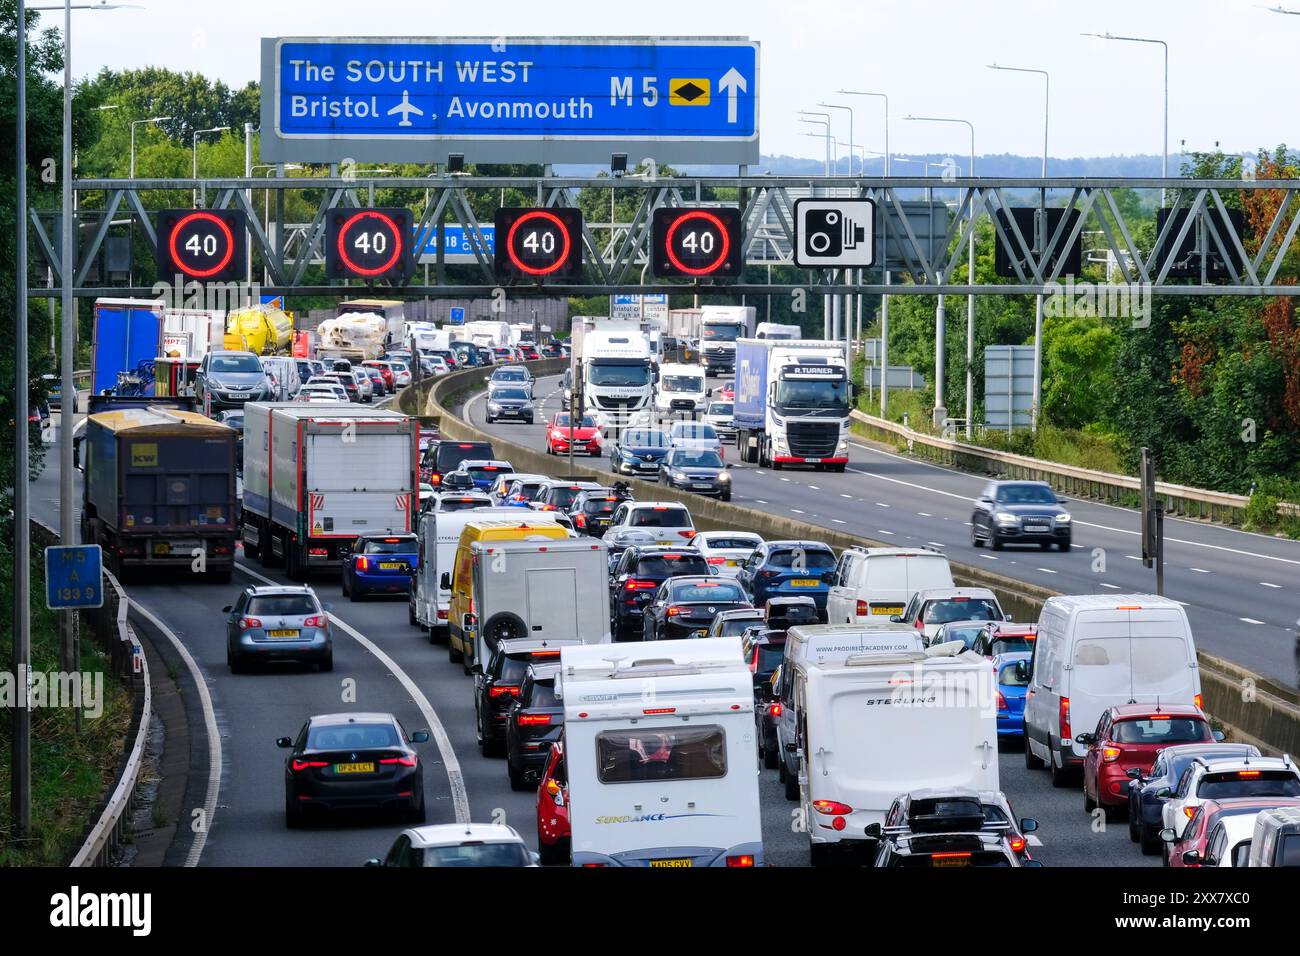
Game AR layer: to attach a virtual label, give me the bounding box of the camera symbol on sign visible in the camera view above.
[805,208,867,257]
[795,199,874,267]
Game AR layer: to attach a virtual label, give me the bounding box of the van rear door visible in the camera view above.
[527,567,579,639]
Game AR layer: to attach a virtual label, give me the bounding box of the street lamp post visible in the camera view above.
[906,115,976,436]
[799,114,834,338]
[819,102,855,176]
[130,115,171,178]
[192,125,230,206]
[1082,32,1167,191]
[989,62,1050,431]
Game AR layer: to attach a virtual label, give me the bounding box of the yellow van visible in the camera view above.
[445,518,569,666]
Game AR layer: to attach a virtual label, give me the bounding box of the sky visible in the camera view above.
[35,0,1299,164]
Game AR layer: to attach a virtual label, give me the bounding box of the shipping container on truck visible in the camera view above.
[733,338,852,472]
[79,406,238,582]
[91,298,165,396]
[240,402,418,580]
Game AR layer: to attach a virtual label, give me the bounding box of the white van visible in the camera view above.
[408,507,566,638]
[654,362,709,418]
[260,355,302,403]
[468,537,611,672]
[792,639,998,865]
[826,547,955,625]
[1023,594,1202,786]
[558,637,763,867]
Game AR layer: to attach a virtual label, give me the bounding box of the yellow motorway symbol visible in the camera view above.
[669,78,710,106]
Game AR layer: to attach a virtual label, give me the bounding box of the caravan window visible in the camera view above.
[595,726,727,783]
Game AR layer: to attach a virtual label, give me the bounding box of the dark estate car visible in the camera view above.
[641,576,752,641]
[504,664,564,791]
[608,546,713,641]
[474,639,576,758]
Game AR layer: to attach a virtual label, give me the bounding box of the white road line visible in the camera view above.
[1240,617,1265,625]
[1190,567,1210,574]
[235,563,471,824]
[876,529,895,536]
[926,542,946,549]
[1100,582,1121,589]
[1261,582,1282,589]
[875,502,890,508]
[791,509,806,514]
[128,599,221,867]
[1036,568,1058,574]
[808,485,820,491]
[832,519,846,525]
[1125,555,1142,561]
[1027,835,1044,847]
[979,554,999,561]
[840,493,853,499]
[917,512,932,518]
[756,499,769,505]
[780,477,791,482]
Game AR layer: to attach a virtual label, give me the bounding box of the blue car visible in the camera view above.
[342,533,419,601]
[736,540,836,614]
[1126,741,1260,855]
[610,427,671,478]
[992,652,1031,738]
[455,459,515,492]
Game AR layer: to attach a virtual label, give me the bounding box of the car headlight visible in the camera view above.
[1055,513,1071,523]
[487,402,500,410]
[995,512,1019,524]
[718,471,731,482]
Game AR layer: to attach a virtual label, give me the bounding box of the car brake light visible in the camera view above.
[679,530,697,539]
[489,685,521,699]
[302,615,327,628]
[769,702,782,717]
[643,707,676,715]
[625,579,658,591]
[308,548,328,556]
[575,514,587,527]
[856,600,868,616]
[707,556,725,565]
[517,714,552,726]
[761,570,779,578]
[725,855,755,868]
[291,759,329,772]
[996,691,1008,711]
[379,755,417,767]
[1194,694,1203,709]
[812,800,853,815]
[240,617,262,629]
[931,852,972,860]
[1237,770,1261,778]
[532,650,562,658]
[666,606,682,617]
[1008,837,1026,854]
[1102,747,1122,763]
[356,557,369,571]
[1059,696,1071,742]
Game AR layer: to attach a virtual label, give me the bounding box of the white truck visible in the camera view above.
[463,320,513,350]
[576,319,654,430]
[668,306,755,375]
[733,338,852,472]
[558,637,764,868]
[240,402,418,579]
[792,639,999,865]
[403,321,449,353]
[754,322,803,341]
[654,361,709,418]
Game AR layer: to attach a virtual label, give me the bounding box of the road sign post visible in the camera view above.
[44,545,105,611]
[1139,446,1164,595]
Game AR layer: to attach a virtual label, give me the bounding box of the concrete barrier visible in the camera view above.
[405,364,1300,755]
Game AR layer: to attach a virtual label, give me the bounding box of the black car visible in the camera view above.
[504,664,564,791]
[609,547,715,641]
[970,480,1072,551]
[742,628,785,694]
[609,427,672,478]
[475,638,576,758]
[485,385,535,424]
[532,480,604,515]
[568,489,627,537]
[642,576,752,641]
[360,365,387,397]
[764,596,821,632]
[869,789,1040,868]
[658,447,733,501]
[277,712,430,827]
[421,439,494,487]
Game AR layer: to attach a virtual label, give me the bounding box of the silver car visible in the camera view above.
[351,368,374,402]
[224,585,333,672]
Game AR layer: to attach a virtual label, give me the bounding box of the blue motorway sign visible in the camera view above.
[45,545,104,610]
[448,306,465,325]
[418,223,495,263]
[260,37,759,165]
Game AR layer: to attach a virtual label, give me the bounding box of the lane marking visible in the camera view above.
[1240,617,1265,625]
[792,509,806,515]
[926,542,946,549]
[235,563,470,824]
[980,554,999,561]
[840,493,853,499]
[876,529,895,536]
[808,485,820,491]
[1260,582,1282,589]
[1125,555,1142,561]
[1100,582,1121,589]
[832,519,846,525]
[917,512,932,518]
[1036,568,1058,574]
[1190,567,1210,574]
[128,599,221,867]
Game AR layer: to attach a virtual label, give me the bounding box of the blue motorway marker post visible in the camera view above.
[45,545,105,611]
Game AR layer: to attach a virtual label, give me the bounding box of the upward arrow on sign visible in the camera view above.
[719,67,747,124]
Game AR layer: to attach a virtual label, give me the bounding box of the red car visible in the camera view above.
[536,741,570,866]
[545,412,602,456]
[716,383,735,401]
[362,360,396,391]
[519,345,540,361]
[1080,703,1214,819]
[1165,796,1300,867]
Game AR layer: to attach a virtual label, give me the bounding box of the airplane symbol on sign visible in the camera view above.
[387,90,430,127]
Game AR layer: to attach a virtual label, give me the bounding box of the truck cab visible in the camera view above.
[579,326,654,430]
[654,362,708,418]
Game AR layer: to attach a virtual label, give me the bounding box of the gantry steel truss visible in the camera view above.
[28,175,1300,298]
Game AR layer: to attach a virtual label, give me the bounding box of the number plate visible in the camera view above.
[693,483,714,489]
[931,855,971,868]
[649,858,693,868]
[725,560,738,567]
[334,762,375,774]
[804,458,821,464]
[267,629,299,639]
[871,605,904,616]
[791,579,819,587]
[379,562,405,570]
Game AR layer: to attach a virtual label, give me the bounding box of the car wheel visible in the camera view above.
[971,522,983,547]
[783,765,800,802]
[507,758,530,792]
[341,573,350,598]
[408,599,418,627]
[809,842,834,867]
[538,839,569,867]
[448,637,463,664]
[1040,540,1053,550]
[722,491,732,502]
[1050,743,1074,788]
[1024,733,1045,770]
[408,790,427,824]
[1084,783,1097,814]
[763,743,778,770]
[990,530,1005,550]
[1058,538,1071,551]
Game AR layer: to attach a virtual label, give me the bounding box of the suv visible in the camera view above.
[871,789,1040,867]
[971,480,1072,551]
[606,501,696,546]
[504,664,564,791]
[475,639,576,758]
[608,545,713,641]
[736,540,837,614]
[641,576,752,641]
[568,489,629,537]
[224,585,332,673]
[420,439,495,487]
[1162,755,1300,840]
[894,588,1007,643]
[196,350,271,412]
[1128,743,1260,854]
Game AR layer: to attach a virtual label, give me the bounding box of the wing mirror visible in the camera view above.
[275,736,293,748]
[889,615,903,623]
[1155,787,1172,799]
[222,605,233,613]
[1014,661,1030,681]
[1126,768,1144,780]
[1019,817,1039,833]
[1075,733,1096,747]
[1212,730,1225,742]
[409,730,430,744]
[364,858,383,867]
[439,572,451,591]
[863,823,883,840]
[1181,849,1201,865]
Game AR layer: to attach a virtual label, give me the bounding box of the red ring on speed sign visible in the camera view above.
[168,211,235,279]
[336,210,404,277]
[506,210,572,276]
[664,209,731,276]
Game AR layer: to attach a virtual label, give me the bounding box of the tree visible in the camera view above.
[1039,315,1120,429]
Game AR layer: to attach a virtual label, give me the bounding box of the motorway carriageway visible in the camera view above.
[468,374,1300,689]
[36,398,1153,868]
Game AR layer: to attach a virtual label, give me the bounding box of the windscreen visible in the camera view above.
[582,498,619,515]
[622,429,668,448]
[422,843,531,868]
[596,726,727,783]
[702,325,742,341]
[634,554,710,578]
[924,599,1001,624]
[662,374,704,393]
[992,636,1035,655]
[672,423,717,441]
[435,443,493,472]
[703,535,761,550]
[672,581,745,603]
[494,369,526,381]
[361,538,417,554]
[630,507,692,528]
[998,662,1030,687]
[526,680,559,708]
[1280,834,1300,866]
[708,403,734,417]
[544,486,587,510]
[775,377,848,411]
[554,414,596,427]
[1111,718,1210,745]
[439,497,490,512]
[210,354,261,373]
[672,451,724,469]
[307,722,400,750]
[939,625,988,649]
[492,388,530,401]
[589,363,650,387]
[995,483,1057,504]
[717,616,764,637]
[247,595,317,616]
[1197,772,1300,800]
[766,548,836,570]
[1071,635,1192,699]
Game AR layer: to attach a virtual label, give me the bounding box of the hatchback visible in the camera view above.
[736,540,837,613]
[225,585,333,673]
[342,533,419,600]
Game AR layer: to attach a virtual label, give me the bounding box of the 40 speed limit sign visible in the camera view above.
[155,209,247,282]
[325,208,415,281]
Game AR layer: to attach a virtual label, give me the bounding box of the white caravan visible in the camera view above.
[559,637,763,868]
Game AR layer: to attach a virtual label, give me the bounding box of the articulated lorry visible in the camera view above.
[667,306,755,374]
[574,318,654,429]
[80,405,239,581]
[91,298,165,395]
[732,338,852,471]
[240,403,419,579]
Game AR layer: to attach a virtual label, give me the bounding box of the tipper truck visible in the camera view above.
[80,406,239,581]
[240,402,418,580]
[733,338,852,471]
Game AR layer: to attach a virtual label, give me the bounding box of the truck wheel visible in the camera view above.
[285,541,305,581]
[258,526,276,568]
[831,463,846,473]
[537,839,569,867]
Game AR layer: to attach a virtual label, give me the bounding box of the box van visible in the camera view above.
[773,623,924,799]
[557,637,763,867]
[792,640,998,865]
[466,537,611,674]
[1023,594,1202,786]
[409,508,565,640]
[654,362,709,418]
[1248,805,1300,867]
[826,547,955,625]
[445,518,572,665]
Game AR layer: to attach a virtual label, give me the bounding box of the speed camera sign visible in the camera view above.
[794,198,875,268]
